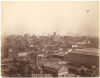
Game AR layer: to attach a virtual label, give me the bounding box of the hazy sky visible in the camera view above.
[2,1,99,36]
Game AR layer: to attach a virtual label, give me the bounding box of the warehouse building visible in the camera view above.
[64,48,99,76]
[42,61,68,77]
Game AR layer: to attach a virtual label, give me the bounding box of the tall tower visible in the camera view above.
[76,33,79,42]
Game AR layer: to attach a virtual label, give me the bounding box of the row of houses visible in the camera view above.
[2,36,99,77]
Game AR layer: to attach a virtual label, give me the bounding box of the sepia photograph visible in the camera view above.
[1,1,99,77]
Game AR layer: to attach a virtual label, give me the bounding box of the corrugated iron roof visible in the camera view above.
[72,49,99,56]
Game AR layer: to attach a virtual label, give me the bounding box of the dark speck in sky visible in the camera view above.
[86,9,90,13]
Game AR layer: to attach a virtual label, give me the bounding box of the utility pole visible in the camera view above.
[34,39,39,73]
[35,46,38,71]
[44,45,46,59]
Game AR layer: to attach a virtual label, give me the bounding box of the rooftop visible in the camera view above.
[72,49,99,56]
[42,61,63,70]
[53,52,65,57]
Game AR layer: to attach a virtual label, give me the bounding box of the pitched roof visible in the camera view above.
[72,49,99,56]
[42,61,62,70]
